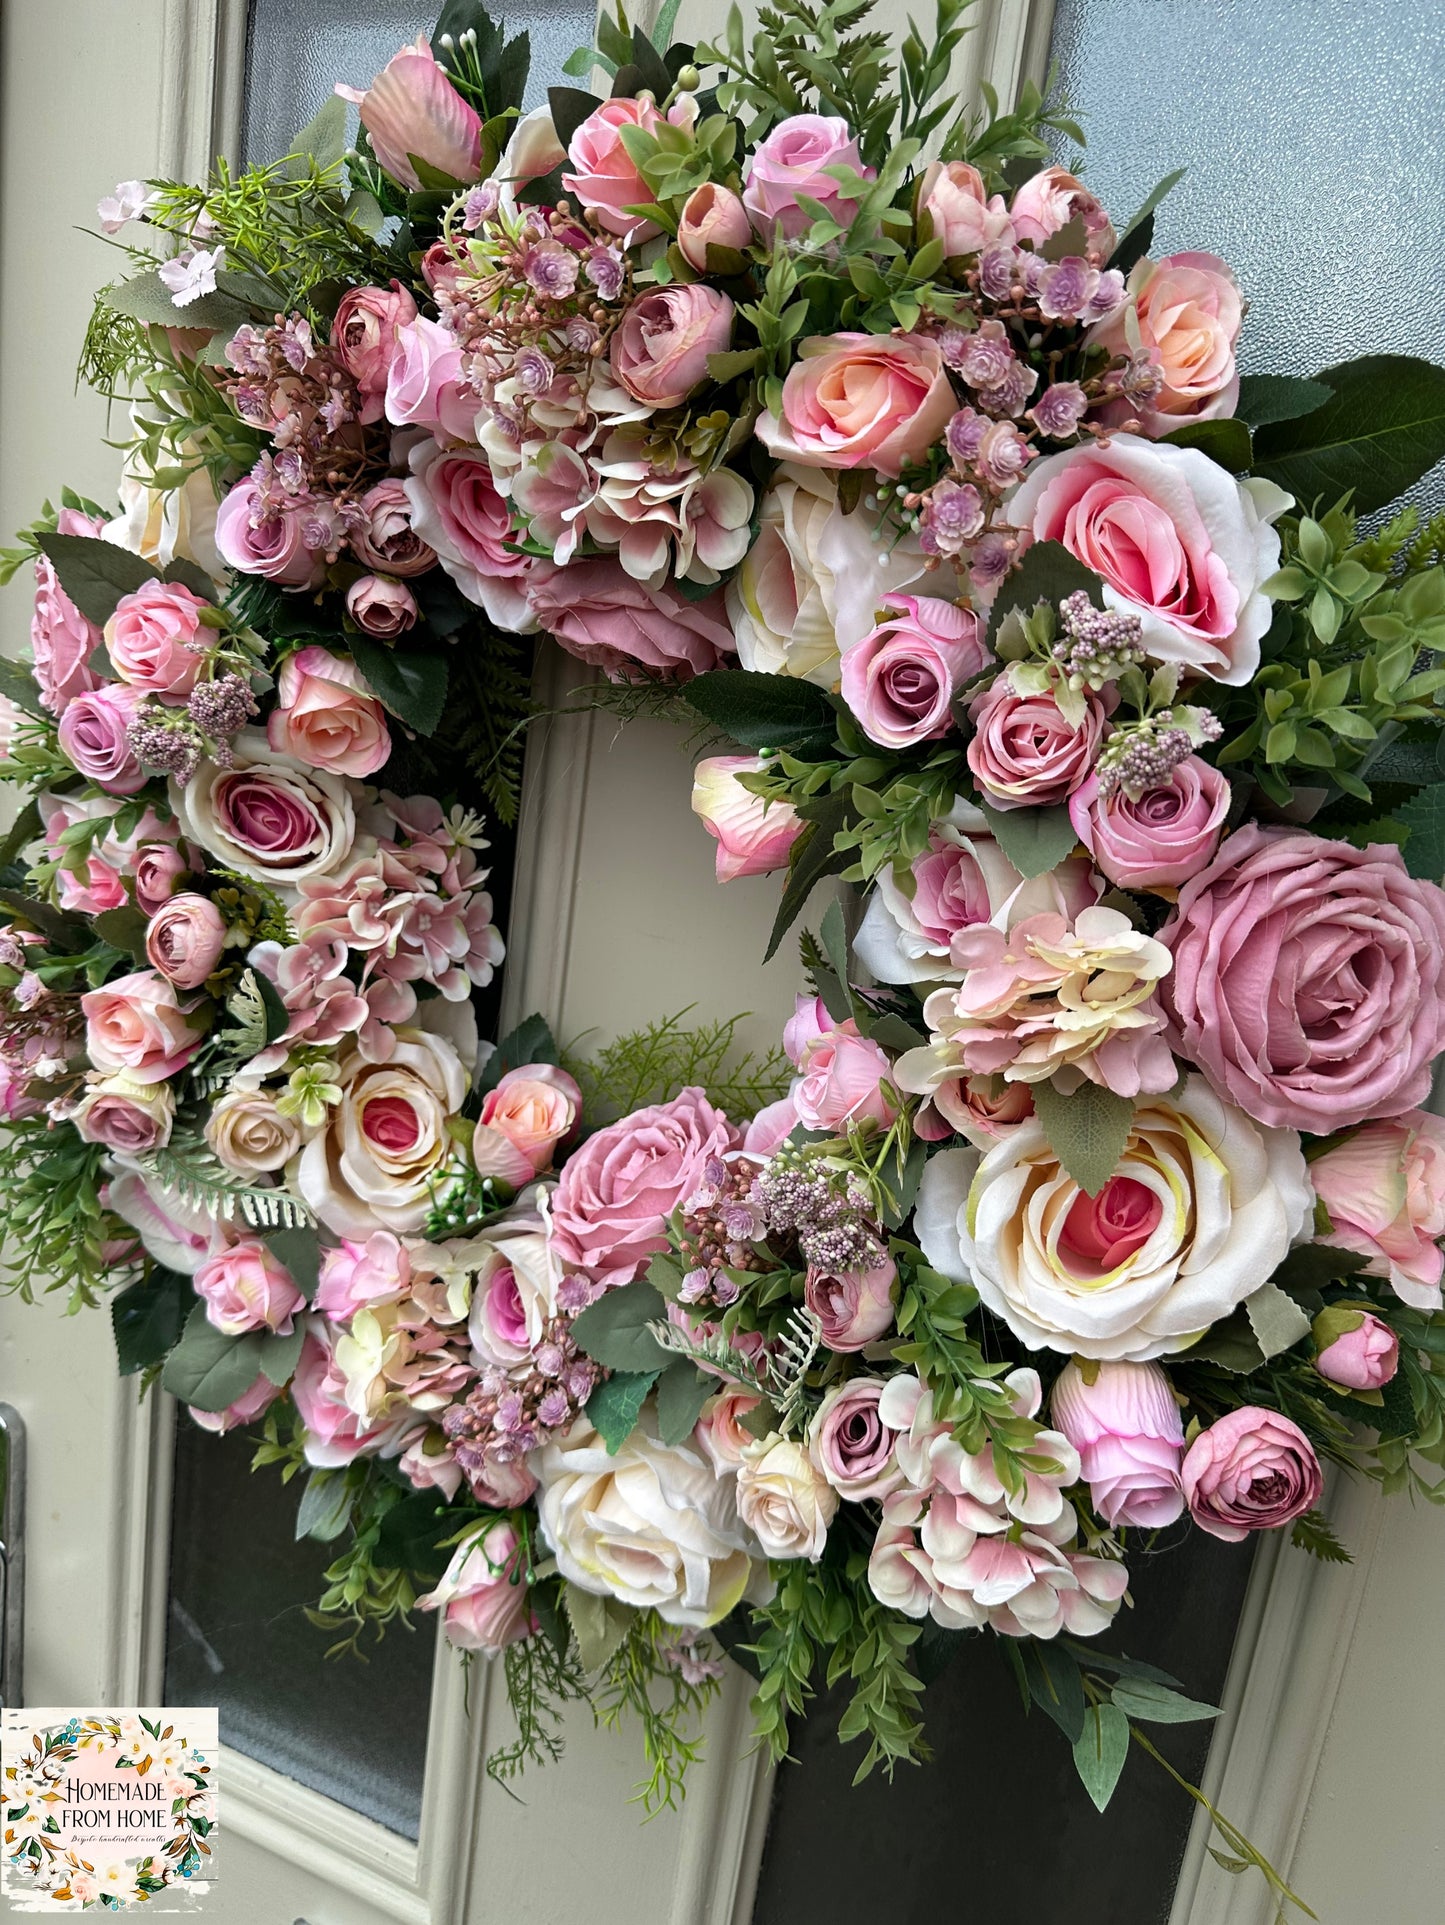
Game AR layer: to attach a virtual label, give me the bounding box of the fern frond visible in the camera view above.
[770,1307,824,1434]
[216,968,269,1058]
[133,1133,314,1229]
[646,1319,768,1395]
[432,630,535,827]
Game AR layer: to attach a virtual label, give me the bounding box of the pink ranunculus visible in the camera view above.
[405,440,532,631]
[920,160,1013,257]
[526,558,734,681]
[215,478,326,588]
[1003,435,1288,687]
[31,510,104,713]
[677,182,752,270]
[1181,1406,1323,1543]
[841,594,989,749]
[1311,1305,1400,1391]
[967,677,1108,809]
[189,1371,284,1435]
[315,1231,412,1320]
[1050,1359,1185,1528]
[330,284,419,423]
[384,315,475,440]
[335,37,481,192]
[610,286,734,410]
[194,1238,305,1336]
[349,478,435,576]
[758,331,955,477]
[803,1255,898,1351]
[57,683,146,794]
[268,644,392,778]
[743,113,872,240]
[808,1377,905,1501]
[1009,165,1115,263]
[134,842,191,914]
[345,573,417,639]
[1309,1112,1445,1308]
[71,1074,174,1153]
[549,1086,738,1287]
[81,967,205,1084]
[690,754,804,883]
[1093,252,1243,432]
[1069,757,1230,889]
[144,893,227,989]
[790,1007,897,1133]
[416,1521,536,1655]
[1161,826,1445,1135]
[104,578,209,699]
[562,95,670,239]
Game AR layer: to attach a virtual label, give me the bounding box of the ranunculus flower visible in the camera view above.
[966,676,1108,809]
[1161,826,1445,1134]
[71,1072,176,1152]
[690,755,804,883]
[81,967,205,1085]
[335,37,482,191]
[808,1378,904,1500]
[915,1075,1312,1360]
[537,1412,761,1627]
[550,1086,737,1287]
[416,1522,536,1654]
[472,1064,581,1186]
[920,159,1013,256]
[1009,165,1115,262]
[1309,1111,1445,1308]
[1003,435,1288,687]
[610,285,734,410]
[267,644,391,778]
[330,284,419,422]
[345,573,417,639]
[786,1001,897,1133]
[314,1231,411,1320]
[736,1436,838,1560]
[526,558,734,681]
[1069,758,1230,889]
[758,332,955,477]
[188,1371,284,1436]
[194,1238,304,1336]
[144,892,226,988]
[1092,252,1243,432]
[31,511,103,714]
[841,594,988,748]
[405,440,534,632]
[384,315,476,441]
[677,182,752,269]
[104,578,208,698]
[350,478,435,576]
[1311,1304,1400,1391]
[803,1255,897,1351]
[1050,1360,1185,1527]
[205,1087,301,1176]
[1181,1407,1322,1542]
[562,96,669,239]
[134,841,191,914]
[215,478,325,588]
[57,683,146,794]
[743,114,872,240]
[174,729,355,888]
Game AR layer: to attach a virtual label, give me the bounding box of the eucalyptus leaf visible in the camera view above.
[1020,1638,1086,1742]
[347,635,449,735]
[585,1369,658,1452]
[35,532,158,628]
[160,1304,266,1412]
[1030,1079,1134,1197]
[294,1468,355,1543]
[1072,1700,1130,1812]
[1253,354,1445,513]
[1107,1678,1220,1725]
[572,1280,669,1372]
[975,801,1080,880]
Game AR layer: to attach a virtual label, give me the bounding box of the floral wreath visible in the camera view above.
[4,0,1445,1908]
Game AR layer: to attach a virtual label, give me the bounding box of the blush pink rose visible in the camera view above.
[803,1255,898,1351]
[330,284,419,422]
[335,37,481,192]
[405,441,532,631]
[416,1522,536,1655]
[677,182,752,270]
[398,1432,463,1500]
[293,1328,406,1466]
[105,579,209,698]
[134,842,191,914]
[610,286,734,410]
[189,1371,284,1435]
[81,967,205,1083]
[215,478,325,588]
[743,114,872,240]
[349,478,435,575]
[695,1386,764,1475]
[758,332,955,477]
[472,1063,582,1183]
[841,594,989,749]
[1050,1359,1184,1528]
[1069,757,1230,889]
[690,755,804,883]
[268,644,392,777]
[526,559,734,681]
[1161,825,1445,1134]
[788,1003,898,1132]
[1181,1407,1322,1543]
[1309,1112,1445,1308]
[549,1086,738,1286]
[58,683,146,794]
[1311,1306,1400,1391]
[1009,165,1116,263]
[31,510,103,713]
[1092,252,1243,432]
[562,96,670,238]
[920,160,1013,256]
[315,1231,411,1319]
[345,574,417,639]
[741,1093,800,1155]
[922,1071,1035,1146]
[194,1238,305,1336]
[144,892,227,988]
[808,1377,905,1500]
[384,316,476,441]
[967,677,1108,809]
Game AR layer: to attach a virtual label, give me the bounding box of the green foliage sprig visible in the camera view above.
[565,1007,790,1126]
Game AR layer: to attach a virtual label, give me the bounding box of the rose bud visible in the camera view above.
[334,38,482,193]
[1312,1305,1400,1392]
[1181,1407,1323,1542]
[1050,1359,1185,1528]
[690,754,804,882]
[330,284,419,421]
[415,1521,536,1654]
[346,573,417,638]
[145,892,227,989]
[193,1238,305,1337]
[676,182,752,271]
[803,1255,898,1352]
[1308,1112,1445,1309]
[349,478,435,575]
[471,1064,582,1185]
[188,1371,284,1436]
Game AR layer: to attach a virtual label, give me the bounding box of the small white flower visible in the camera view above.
[97,179,158,234]
[158,244,226,308]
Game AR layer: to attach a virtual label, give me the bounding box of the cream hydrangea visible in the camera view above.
[914,1075,1313,1361]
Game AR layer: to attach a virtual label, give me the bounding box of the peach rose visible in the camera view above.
[1092,252,1243,432]
[471,1063,582,1184]
[690,754,804,882]
[1310,1111,1445,1309]
[80,967,206,1084]
[1009,165,1115,263]
[920,160,1013,257]
[757,332,955,477]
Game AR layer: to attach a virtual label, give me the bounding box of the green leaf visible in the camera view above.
[262,1224,322,1300]
[104,269,256,335]
[284,94,346,173]
[586,1369,659,1452]
[1072,1701,1130,1812]
[913,1618,970,1685]
[475,1011,559,1099]
[35,532,158,628]
[346,635,449,736]
[254,968,291,1045]
[1030,1079,1134,1197]
[0,660,47,721]
[1020,1639,1086,1743]
[160,1304,265,1412]
[1106,168,1185,276]
[548,84,601,147]
[374,1490,477,1581]
[161,558,217,603]
[1253,354,1445,514]
[572,1280,669,1372]
[110,1266,191,1376]
[1242,1279,1313,1360]
[93,906,150,963]
[1107,1679,1220,1724]
[654,1360,713,1446]
[564,1582,634,1670]
[764,789,852,964]
[684,668,839,756]
[975,801,1080,880]
[1394,782,1445,879]
[294,1468,354,1543]
[817,896,859,1020]
[1185,1307,1267,1373]
[1269,1243,1371,1293]
[0,799,41,871]
[1236,373,1334,429]
[985,540,1102,650]
[258,1321,305,1388]
[1162,417,1253,473]
[0,887,90,951]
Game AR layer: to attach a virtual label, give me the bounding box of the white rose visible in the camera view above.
[205,1088,301,1174]
[107,1166,219,1275]
[914,1074,1312,1361]
[467,1217,556,1367]
[736,1435,839,1560]
[102,417,224,580]
[174,729,355,889]
[536,1413,762,1628]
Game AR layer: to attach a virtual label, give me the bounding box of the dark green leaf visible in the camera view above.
[1108,168,1186,269]
[1269,1243,1369,1294]
[111,1265,191,1376]
[1236,374,1334,430]
[93,906,150,962]
[975,800,1080,880]
[1394,781,1445,880]
[1253,354,1445,513]
[104,269,256,335]
[1162,417,1253,473]
[475,1012,559,1099]
[586,1369,658,1452]
[914,1619,970,1686]
[347,635,449,735]
[764,789,852,963]
[1020,1639,1086,1742]
[654,1359,713,1446]
[1030,1078,1134,1197]
[549,84,601,146]
[259,1321,305,1388]
[817,897,859,1020]
[262,1225,322,1300]
[161,1304,265,1412]
[374,1489,477,1581]
[985,539,1103,651]
[0,660,46,721]
[0,800,42,870]
[1184,1307,1266,1373]
[684,668,839,756]
[254,968,291,1045]
[35,532,158,628]
[1108,1678,1220,1724]
[571,1279,669,1372]
[1106,210,1153,279]
[0,887,91,951]
[161,558,217,602]
[1072,1701,1130,1812]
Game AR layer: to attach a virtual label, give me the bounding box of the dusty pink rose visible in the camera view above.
[194,1238,305,1336]
[562,96,668,239]
[71,1075,175,1153]
[967,677,1108,809]
[743,114,872,240]
[335,37,481,191]
[215,478,325,588]
[398,1432,463,1500]
[134,842,191,914]
[804,1255,898,1351]
[1069,757,1230,889]
[268,644,391,778]
[331,284,419,422]
[841,594,988,749]
[350,478,435,575]
[1311,1306,1399,1391]
[677,182,752,269]
[550,1086,738,1287]
[610,286,734,410]
[788,1003,897,1132]
[104,579,208,698]
[405,441,531,630]
[315,1231,411,1320]
[758,332,955,477]
[472,1063,582,1184]
[1161,826,1445,1134]
[690,755,804,883]
[1009,165,1115,263]
[741,1093,800,1155]
[920,160,1013,256]
[31,511,104,714]
[1050,1360,1185,1528]
[1093,252,1243,431]
[144,893,226,988]
[189,1371,284,1435]
[1309,1112,1445,1308]
[526,559,734,681]
[809,1378,905,1500]
[416,1522,536,1654]
[384,316,476,441]
[1181,1407,1322,1542]
[81,967,205,1083]
[345,573,417,639]
[58,683,146,794]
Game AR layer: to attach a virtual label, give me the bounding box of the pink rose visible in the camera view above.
[1181,1407,1323,1542]
[562,97,668,239]
[677,183,752,270]
[330,284,419,422]
[1069,757,1230,889]
[841,594,989,749]
[967,677,1108,809]
[189,1371,284,1435]
[31,510,103,713]
[1050,1360,1185,1528]
[384,315,476,440]
[808,1378,905,1500]
[144,892,226,989]
[788,1002,898,1132]
[782,992,830,1068]
[743,114,872,240]
[268,644,392,778]
[1309,1112,1445,1308]
[416,1522,536,1655]
[293,1328,405,1466]
[180,732,354,886]
[803,1255,898,1351]
[920,160,1013,257]
[472,1064,581,1187]
[690,755,804,883]
[405,441,532,630]
[1003,436,1287,686]
[81,967,205,1083]
[1093,252,1243,432]
[758,332,955,477]
[335,37,481,192]
[57,683,146,794]
[1311,1306,1400,1391]
[741,1093,800,1155]
[134,842,191,914]
[194,1238,305,1336]
[71,1074,175,1153]
[610,286,734,410]
[1009,165,1115,263]
[345,574,417,640]
[922,1072,1034,1146]
[526,559,734,681]
[1161,826,1445,1134]
[215,478,325,588]
[315,1231,411,1319]
[349,478,435,576]
[104,579,209,698]
[549,1086,738,1287]
[398,1432,463,1500]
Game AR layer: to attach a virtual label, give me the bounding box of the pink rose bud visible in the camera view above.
[334,37,482,192]
[676,182,753,270]
[562,96,669,239]
[791,1020,897,1133]
[808,1377,905,1500]
[398,1431,463,1501]
[1069,757,1230,890]
[133,841,191,915]
[268,643,392,777]
[610,285,735,410]
[920,159,1013,257]
[346,573,417,639]
[81,967,205,1084]
[743,113,873,240]
[803,1254,898,1352]
[1308,1112,1445,1309]
[758,331,955,477]
[104,579,210,699]
[840,593,990,749]
[1181,1406,1323,1542]
[1009,165,1116,262]
[383,315,475,439]
[331,284,420,421]
[1050,1360,1185,1528]
[57,683,147,794]
[144,892,227,989]
[193,1238,305,1336]
[416,1521,536,1655]
[473,1063,582,1181]
[690,755,804,882]
[741,1093,800,1155]
[782,992,830,1069]
[967,676,1110,810]
[695,1386,764,1475]
[349,478,435,575]
[1312,1305,1400,1391]
[189,1371,284,1435]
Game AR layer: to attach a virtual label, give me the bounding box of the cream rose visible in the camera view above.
[173,729,354,889]
[465,1214,555,1368]
[205,1088,302,1175]
[736,1436,839,1560]
[914,1075,1312,1361]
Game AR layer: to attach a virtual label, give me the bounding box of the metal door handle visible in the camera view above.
[0,1403,25,1708]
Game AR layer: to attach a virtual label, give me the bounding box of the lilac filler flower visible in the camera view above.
[946,406,988,467]
[955,318,1016,391]
[918,478,985,556]
[158,245,225,309]
[522,239,579,299]
[584,245,625,301]
[977,242,1018,302]
[1036,256,1096,321]
[463,182,499,230]
[187,673,258,740]
[514,345,554,395]
[1030,381,1089,439]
